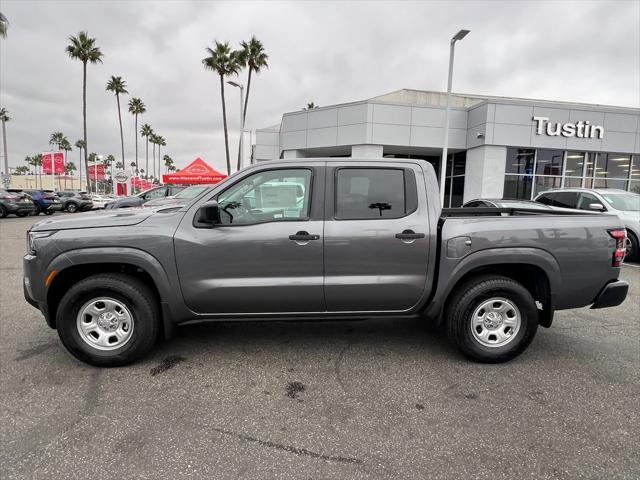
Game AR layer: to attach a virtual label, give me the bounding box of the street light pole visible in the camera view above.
[227,81,244,171]
[440,29,470,206]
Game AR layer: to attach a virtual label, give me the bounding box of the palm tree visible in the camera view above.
[303,102,318,110]
[106,76,128,166]
[103,154,115,193]
[140,124,153,179]
[27,154,43,189]
[163,154,174,174]
[0,13,8,38]
[115,161,124,170]
[0,107,9,175]
[156,136,166,182]
[66,31,103,191]
[74,139,85,192]
[236,36,268,170]
[61,138,72,189]
[149,133,157,180]
[202,41,242,175]
[15,165,30,175]
[128,98,146,172]
[65,161,77,189]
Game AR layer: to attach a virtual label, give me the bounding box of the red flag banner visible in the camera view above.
[42,152,65,174]
[87,164,106,181]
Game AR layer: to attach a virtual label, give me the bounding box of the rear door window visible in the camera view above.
[335,168,410,220]
[551,192,578,209]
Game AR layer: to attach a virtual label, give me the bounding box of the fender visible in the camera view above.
[424,247,561,320]
[45,247,184,337]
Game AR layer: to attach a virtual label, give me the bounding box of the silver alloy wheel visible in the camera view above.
[76,297,134,351]
[67,203,77,213]
[470,297,521,348]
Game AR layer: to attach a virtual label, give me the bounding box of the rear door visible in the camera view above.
[323,162,430,312]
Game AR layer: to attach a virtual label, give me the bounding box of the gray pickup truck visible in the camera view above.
[23,158,629,367]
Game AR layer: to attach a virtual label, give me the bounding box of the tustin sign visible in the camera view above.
[532,116,604,139]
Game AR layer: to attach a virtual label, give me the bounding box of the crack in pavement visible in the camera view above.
[333,341,353,394]
[210,427,363,464]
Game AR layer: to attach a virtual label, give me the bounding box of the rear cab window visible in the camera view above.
[334,168,417,220]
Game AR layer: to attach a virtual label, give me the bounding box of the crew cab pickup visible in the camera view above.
[23,158,629,366]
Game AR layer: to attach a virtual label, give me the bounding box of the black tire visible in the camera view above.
[66,202,78,213]
[0,205,7,218]
[626,232,639,263]
[56,274,160,367]
[44,210,54,215]
[446,275,538,363]
[32,206,41,216]
[16,212,29,217]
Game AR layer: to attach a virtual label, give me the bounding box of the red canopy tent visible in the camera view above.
[162,157,227,185]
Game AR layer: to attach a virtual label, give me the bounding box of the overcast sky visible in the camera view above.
[1,0,639,174]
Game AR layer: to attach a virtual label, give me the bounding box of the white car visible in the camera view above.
[89,194,109,209]
[535,188,640,261]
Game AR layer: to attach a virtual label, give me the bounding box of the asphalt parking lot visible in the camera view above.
[1,214,638,480]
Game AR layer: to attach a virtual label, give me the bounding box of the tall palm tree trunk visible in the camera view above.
[219,75,231,175]
[145,137,148,180]
[78,148,82,192]
[82,61,90,192]
[152,143,156,180]
[158,144,162,183]
[134,114,138,172]
[1,117,8,176]
[117,93,125,167]
[236,68,253,171]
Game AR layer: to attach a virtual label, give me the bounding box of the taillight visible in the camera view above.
[608,229,627,267]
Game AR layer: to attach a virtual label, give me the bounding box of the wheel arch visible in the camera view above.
[46,248,175,338]
[426,248,560,328]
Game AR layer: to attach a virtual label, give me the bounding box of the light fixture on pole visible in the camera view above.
[227,80,245,171]
[440,28,470,206]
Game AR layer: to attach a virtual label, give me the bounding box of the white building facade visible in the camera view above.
[253,90,640,206]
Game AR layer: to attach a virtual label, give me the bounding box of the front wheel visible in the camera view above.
[56,274,160,367]
[446,275,538,363]
[66,202,78,213]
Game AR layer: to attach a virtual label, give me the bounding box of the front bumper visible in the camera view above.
[23,255,54,328]
[591,280,629,309]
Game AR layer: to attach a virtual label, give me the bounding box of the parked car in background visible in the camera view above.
[535,188,640,261]
[463,199,557,211]
[24,158,629,367]
[9,189,62,216]
[143,184,212,208]
[0,189,37,217]
[57,191,94,213]
[105,185,186,209]
[89,194,109,209]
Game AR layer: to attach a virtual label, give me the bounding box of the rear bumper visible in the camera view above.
[591,280,629,309]
[5,203,37,214]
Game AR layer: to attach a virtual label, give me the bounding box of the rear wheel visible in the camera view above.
[56,274,160,367]
[31,206,41,216]
[446,275,538,363]
[0,205,7,218]
[626,232,639,263]
[66,202,78,213]
[44,210,54,215]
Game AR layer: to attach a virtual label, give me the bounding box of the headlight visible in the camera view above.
[27,230,56,256]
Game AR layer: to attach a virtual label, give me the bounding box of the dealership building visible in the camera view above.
[253,89,640,206]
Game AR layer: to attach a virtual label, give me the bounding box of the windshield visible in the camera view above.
[600,192,640,211]
[174,185,208,199]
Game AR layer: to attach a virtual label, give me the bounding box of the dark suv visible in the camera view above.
[57,191,94,213]
[10,189,62,215]
[104,185,185,209]
[0,189,37,217]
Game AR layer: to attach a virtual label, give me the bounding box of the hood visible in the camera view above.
[31,208,154,232]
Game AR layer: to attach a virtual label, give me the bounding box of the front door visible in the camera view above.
[323,162,431,312]
[174,164,325,314]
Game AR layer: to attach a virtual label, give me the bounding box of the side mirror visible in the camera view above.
[589,203,605,212]
[193,200,220,228]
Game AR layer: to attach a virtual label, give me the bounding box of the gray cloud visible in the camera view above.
[1,0,638,174]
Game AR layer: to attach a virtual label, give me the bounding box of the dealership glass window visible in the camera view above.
[443,152,466,207]
[535,149,564,176]
[503,174,532,200]
[630,156,640,193]
[505,148,535,175]
[596,153,631,179]
[534,176,562,196]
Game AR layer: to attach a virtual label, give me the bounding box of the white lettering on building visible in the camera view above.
[532,116,604,139]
